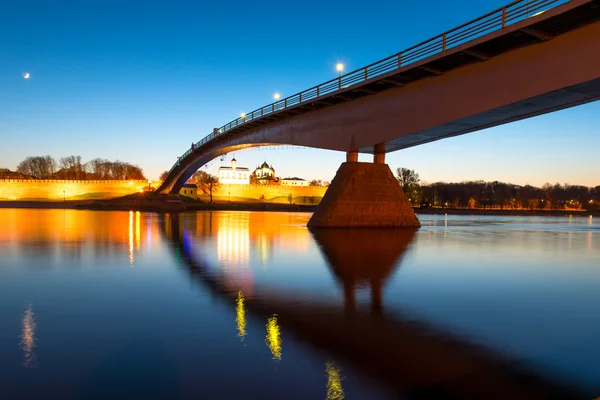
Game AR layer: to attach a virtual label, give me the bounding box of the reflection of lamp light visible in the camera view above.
[135,211,141,250]
[21,304,37,368]
[129,211,134,266]
[266,315,282,361]
[326,361,344,400]
[236,291,247,341]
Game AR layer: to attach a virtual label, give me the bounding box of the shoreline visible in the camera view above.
[0,200,318,213]
[0,200,598,216]
[415,208,599,217]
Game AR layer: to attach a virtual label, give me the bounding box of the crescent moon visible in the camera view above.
[23,72,30,79]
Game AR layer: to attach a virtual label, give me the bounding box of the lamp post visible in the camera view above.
[148,180,151,192]
[336,63,344,77]
[273,93,280,101]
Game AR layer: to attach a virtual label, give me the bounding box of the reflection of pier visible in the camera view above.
[312,228,416,315]
[161,213,591,400]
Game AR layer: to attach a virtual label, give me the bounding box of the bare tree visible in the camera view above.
[17,156,57,179]
[192,171,219,203]
[160,171,169,181]
[58,155,86,179]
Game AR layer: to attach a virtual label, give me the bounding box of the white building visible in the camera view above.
[252,161,276,184]
[218,158,250,185]
[281,177,309,187]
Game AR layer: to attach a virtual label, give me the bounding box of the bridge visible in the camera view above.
[157,0,600,227]
[161,213,595,399]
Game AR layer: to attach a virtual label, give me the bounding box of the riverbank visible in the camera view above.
[0,200,597,216]
[0,199,317,213]
[415,207,599,217]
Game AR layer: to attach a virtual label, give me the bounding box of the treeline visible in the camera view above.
[14,155,146,180]
[397,168,599,210]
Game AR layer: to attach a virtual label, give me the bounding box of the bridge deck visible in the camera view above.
[157,0,600,194]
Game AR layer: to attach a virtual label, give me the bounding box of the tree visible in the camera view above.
[310,179,323,187]
[17,156,57,179]
[192,171,219,203]
[86,158,109,179]
[160,171,169,181]
[396,168,420,205]
[56,155,86,179]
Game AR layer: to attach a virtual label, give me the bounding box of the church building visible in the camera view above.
[252,162,276,184]
[218,158,250,185]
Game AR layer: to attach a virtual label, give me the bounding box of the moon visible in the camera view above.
[23,72,30,79]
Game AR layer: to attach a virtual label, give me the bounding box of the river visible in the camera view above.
[0,209,598,399]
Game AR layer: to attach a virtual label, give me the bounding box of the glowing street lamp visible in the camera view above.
[273,92,281,101]
[240,113,246,120]
[336,63,344,77]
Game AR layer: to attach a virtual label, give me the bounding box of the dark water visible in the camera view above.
[0,209,599,399]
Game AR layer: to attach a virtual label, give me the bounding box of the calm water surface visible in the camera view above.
[0,209,599,399]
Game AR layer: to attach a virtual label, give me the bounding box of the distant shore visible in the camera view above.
[0,200,597,217]
[415,207,599,217]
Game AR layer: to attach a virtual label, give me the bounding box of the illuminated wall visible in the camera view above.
[210,184,327,204]
[0,180,154,200]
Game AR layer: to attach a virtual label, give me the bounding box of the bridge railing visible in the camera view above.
[166,0,570,176]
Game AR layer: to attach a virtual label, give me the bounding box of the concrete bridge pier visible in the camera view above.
[373,143,385,164]
[346,151,358,162]
[307,145,420,228]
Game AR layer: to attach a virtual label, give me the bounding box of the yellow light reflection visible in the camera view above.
[236,291,247,341]
[21,304,37,368]
[326,361,345,400]
[266,315,282,361]
[217,213,249,268]
[129,210,134,266]
[135,211,141,250]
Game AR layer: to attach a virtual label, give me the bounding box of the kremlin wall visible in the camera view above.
[207,183,327,204]
[0,180,152,201]
[0,179,327,204]
[0,159,327,203]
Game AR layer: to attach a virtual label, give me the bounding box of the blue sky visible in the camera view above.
[1,0,599,186]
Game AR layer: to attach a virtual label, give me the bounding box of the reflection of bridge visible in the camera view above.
[158,0,600,199]
[160,213,593,399]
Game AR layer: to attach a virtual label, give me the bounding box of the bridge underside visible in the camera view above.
[364,77,600,152]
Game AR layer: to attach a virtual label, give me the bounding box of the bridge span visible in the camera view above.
[157,0,600,227]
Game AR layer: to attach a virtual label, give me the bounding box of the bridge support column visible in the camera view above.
[307,162,420,228]
[373,143,385,164]
[346,151,358,162]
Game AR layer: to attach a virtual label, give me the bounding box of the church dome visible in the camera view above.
[260,161,270,169]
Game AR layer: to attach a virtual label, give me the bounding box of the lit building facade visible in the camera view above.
[218,158,250,185]
[252,162,276,184]
[281,177,309,187]
[179,183,198,198]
